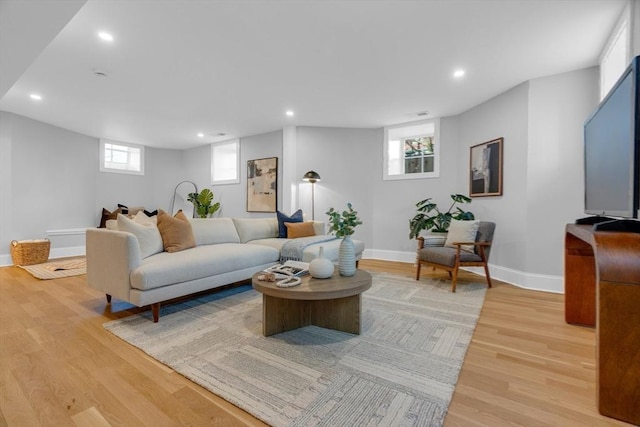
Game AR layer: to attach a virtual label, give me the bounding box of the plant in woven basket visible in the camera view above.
[187,188,221,218]
[326,203,363,238]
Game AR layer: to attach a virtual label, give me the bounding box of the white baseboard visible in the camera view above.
[362,249,564,294]
[0,245,85,267]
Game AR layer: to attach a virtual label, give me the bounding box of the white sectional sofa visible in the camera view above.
[86,217,364,322]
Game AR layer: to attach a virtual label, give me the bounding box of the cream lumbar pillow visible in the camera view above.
[157,210,196,253]
[116,214,164,259]
[444,219,480,253]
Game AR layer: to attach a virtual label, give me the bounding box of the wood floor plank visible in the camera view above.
[0,259,635,426]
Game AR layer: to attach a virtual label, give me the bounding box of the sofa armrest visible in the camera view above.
[86,228,142,303]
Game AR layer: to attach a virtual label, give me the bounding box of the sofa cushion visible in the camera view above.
[418,246,482,266]
[133,210,157,225]
[277,209,303,237]
[232,217,278,243]
[157,210,196,253]
[116,213,163,259]
[286,221,316,238]
[130,244,279,290]
[189,218,241,245]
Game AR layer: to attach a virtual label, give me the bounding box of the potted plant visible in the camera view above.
[326,203,362,276]
[409,194,474,240]
[187,188,221,218]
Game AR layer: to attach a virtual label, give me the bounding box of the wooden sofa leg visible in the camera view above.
[106,294,112,303]
[152,303,160,323]
[415,262,421,280]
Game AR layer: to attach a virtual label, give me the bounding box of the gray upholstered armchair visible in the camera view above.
[415,221,496,292]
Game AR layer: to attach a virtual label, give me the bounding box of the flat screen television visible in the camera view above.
[584,55,640,221]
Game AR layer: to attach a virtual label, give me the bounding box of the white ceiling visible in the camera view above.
[0,0,627,149]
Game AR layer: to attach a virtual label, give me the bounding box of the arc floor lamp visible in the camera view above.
[302,170,321,220]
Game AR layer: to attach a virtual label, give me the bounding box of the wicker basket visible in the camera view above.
[10,239,50,266]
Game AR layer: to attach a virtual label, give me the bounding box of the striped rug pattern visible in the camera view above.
[104,272,486,426]
[19,257,86,280]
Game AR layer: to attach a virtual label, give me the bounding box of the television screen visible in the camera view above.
[584,56,639,219]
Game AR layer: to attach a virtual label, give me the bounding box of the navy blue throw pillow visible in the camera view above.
[277,209,303,238]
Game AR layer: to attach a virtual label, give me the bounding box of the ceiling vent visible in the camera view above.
[93,69,109,78]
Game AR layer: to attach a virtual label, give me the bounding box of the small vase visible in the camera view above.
[309,246,334,279]
[338,236,356,277]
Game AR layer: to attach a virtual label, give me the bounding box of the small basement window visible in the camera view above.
[383,118,440,180]
[211,139,240,184]
[100,139,144,175]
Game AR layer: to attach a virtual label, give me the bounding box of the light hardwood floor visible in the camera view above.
[0,259,633,426]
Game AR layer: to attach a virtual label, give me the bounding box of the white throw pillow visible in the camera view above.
[444,220,480,253]
[117,213,163,259]
[133,210,157,226]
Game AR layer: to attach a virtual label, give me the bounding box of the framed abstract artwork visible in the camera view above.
[247,157,278,212]
[469,138,503,197]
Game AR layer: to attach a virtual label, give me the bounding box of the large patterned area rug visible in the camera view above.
[104,272,487,426]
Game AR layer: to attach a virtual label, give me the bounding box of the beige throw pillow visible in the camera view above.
[157,210,196,253]
[133,210,157,226]
[444,219,480,253]
[285,221,316,238]
[116,214,163,259]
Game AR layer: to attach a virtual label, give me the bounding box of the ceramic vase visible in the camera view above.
[309,246,334,279]
[338,236,356,277]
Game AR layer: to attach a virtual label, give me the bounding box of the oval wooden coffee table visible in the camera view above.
[252,269,372,337]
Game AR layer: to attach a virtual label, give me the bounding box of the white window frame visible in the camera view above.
[599,3,630,100]
[383,118,440,181]
[211,138,240,185]
[100,139,144,175]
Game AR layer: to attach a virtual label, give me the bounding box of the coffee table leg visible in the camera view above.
[262,294,362,336]
[311,294,361,335]
[262,295,310,337]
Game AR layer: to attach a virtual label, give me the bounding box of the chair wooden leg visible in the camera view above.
[451,267,459,292]
[151,303,160,323]
[483,262,493,288]
[415,261,422,280]
[106,294,112,303]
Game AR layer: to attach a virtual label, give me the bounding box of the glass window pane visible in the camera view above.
[423,156,434,173]
[211,139,240,184]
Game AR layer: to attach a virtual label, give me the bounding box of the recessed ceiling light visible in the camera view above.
[285,110,294,117]
[453,69,465,78]
[197,132,205,138]
[98,31,114,42]
[29,93,42,101]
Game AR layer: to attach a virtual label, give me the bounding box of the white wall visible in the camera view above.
[526,67,600,277]
[370,116,463,260]
[0,112,186,264]
[456,83,530,274]
[1,68,600,293]
[197,130,283,219]
[295,127,378,245]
